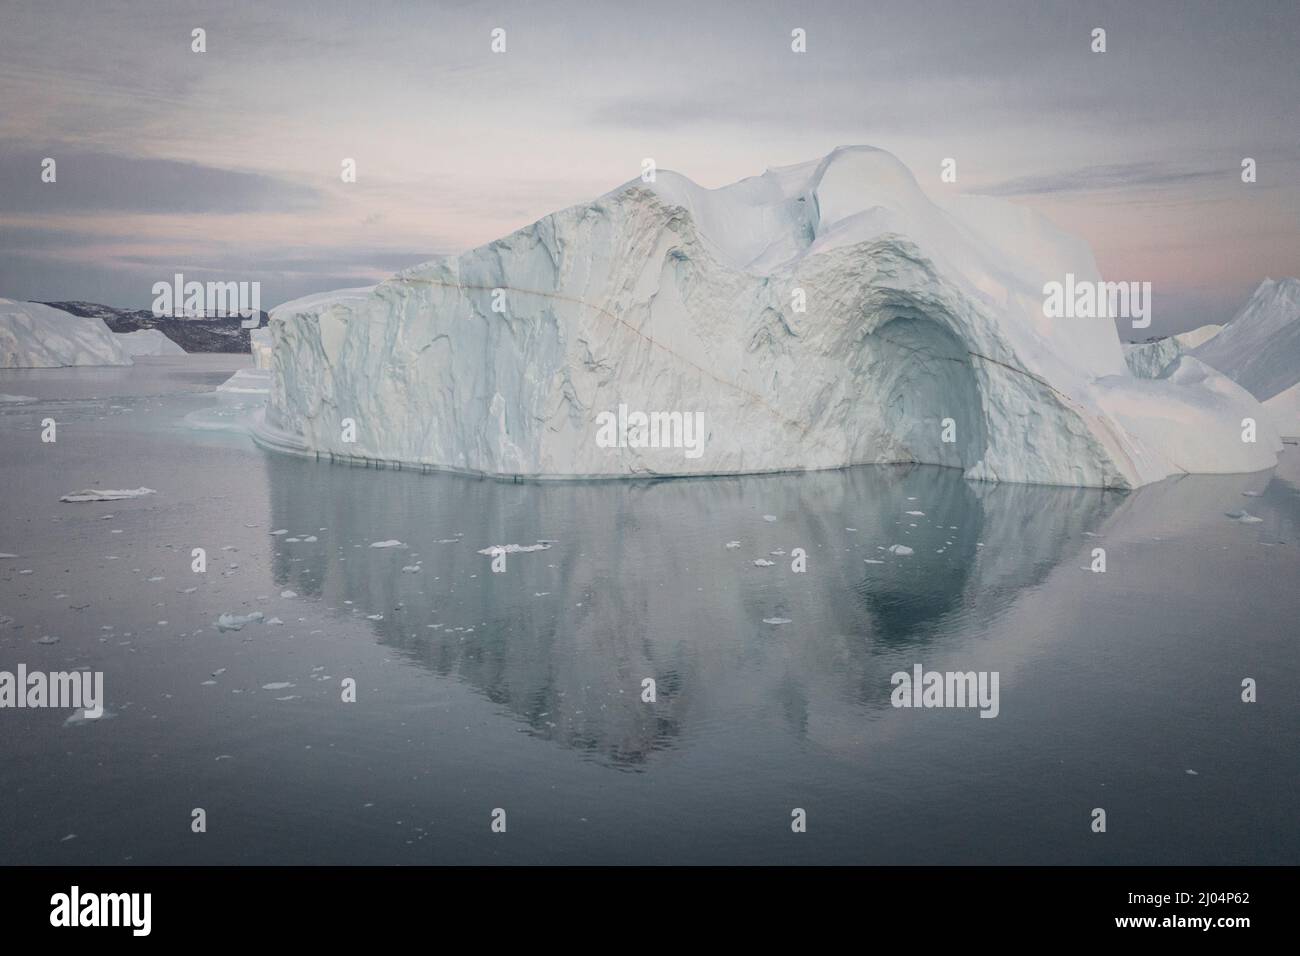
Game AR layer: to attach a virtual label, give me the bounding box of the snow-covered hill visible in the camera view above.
[0,299,133,367]
[253,146,1281,488]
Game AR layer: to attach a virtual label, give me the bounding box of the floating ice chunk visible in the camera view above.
[365,613,383,621]
[267,617,284,625]
[724,540,741,549]
[864,558,885,564]
[37,635,60,644]
[888,544,914,556]
[0,553,17,559]
[905,510,925,516]
[280,590,297,598]
[1186,769,1199,775]
[762,617,792,625]
[1225,510,1264,524]
[60,488,155,502]
[762,515,777,522]
[1242,491,1262,497]
[753,558,775,567]
[262,682,294,690]
[370,540,407,549]
[270,529,288,536]
[401,565,421,573]
[216,611,265,632]
[303,536,318,542]
[476,542,552,555]
[64,708,115,726]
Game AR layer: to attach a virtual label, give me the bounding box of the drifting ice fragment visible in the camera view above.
[60,488,155,502]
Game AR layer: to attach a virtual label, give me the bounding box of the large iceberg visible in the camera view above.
[253,147,1281,488]
[0,299,132,368]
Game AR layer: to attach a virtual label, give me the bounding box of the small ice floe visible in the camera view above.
[753,558,775,567]
[146,576,164,582]
[303,536,318,543]
[476,542,552,555]
[401,565,420,573]
[365,613,383,621]
[60,833,77,841]
[266,617,284,625]
[280,590,297,598]
[905,510,925,516]
[261,682,294,691]
[180,586,197,594]
[284,537,300,543]
[215,611,265,632]
[270,529,288,536]
[1225,510,1263,524]
[64,708,115,726]
[370,540,406,549]
[769,549,786,555]
[0,553,17,559]
[37,635,60,644]
[762,514,777,522]
[201,680,217,686]
[864,558,884,564]
[1242,491,1262,497]
[1185,769,1199,775]
[212,668,226,677]
[762,617,792,625]
[845,527,857,532]
[887,544,914,556]
[60,488,155,502]
[435,538,459,544]
[19,569,33,575]
[725,541,741,549]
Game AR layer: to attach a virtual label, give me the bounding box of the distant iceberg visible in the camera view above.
[1191,278,1300,438]
[114,328,185,356]
[251,146,1282,488]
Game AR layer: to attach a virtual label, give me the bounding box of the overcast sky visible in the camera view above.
[1,0,1297,336]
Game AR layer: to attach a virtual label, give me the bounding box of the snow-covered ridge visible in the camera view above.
[254,146,1281,488]
[0,299,133,368]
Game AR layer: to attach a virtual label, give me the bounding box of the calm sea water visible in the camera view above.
[1,357,1297,864]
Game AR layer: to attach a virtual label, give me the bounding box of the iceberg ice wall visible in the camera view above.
[0,298,133,368]
[254,147,1281,488]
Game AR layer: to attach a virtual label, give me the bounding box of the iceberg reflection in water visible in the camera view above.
[1,363,1295,864]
